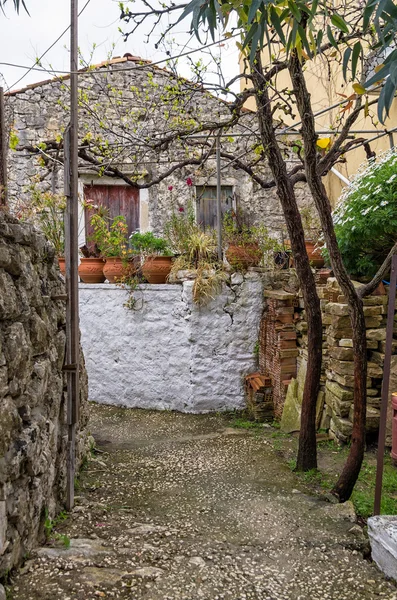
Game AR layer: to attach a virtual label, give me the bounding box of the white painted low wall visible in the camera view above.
[79,273,264,412]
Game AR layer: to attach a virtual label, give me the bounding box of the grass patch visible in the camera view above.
[351,456,397,518]
[230,418,264,430]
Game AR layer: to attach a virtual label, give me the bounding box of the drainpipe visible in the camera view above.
[330,167,350,186]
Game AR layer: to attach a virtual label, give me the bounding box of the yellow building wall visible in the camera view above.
[241,52,397,207]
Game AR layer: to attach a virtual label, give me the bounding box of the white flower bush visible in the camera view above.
[332,149,397,278]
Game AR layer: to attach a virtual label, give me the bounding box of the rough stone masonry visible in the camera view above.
[0,212,88,577]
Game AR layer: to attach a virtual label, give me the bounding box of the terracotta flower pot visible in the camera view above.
[103,257,126,283]
[142,255,173,284]
[226,243,262,270]
[78,257,105,284]
[305,240,324,268]
[285,240,324,269]
[58,256,66,275]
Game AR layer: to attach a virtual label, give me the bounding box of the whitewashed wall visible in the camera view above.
[79,274,264,412]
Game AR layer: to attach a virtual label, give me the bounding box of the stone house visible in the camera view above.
[5,54,311,247]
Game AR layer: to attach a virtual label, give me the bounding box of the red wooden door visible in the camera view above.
[84,185,139,250]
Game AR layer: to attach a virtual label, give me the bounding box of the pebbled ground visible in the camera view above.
[7,404,397,600]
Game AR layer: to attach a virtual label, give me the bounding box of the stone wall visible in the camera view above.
[0,213,88,577]
[278,275,397,443]
[5,56,311,240]
[79,272,268,412]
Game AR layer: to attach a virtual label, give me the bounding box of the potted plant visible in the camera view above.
[129,231,173,284]
[164,205,227,304]
[90,212,131,283]
[78,244,106,284]
[299,206,324,268]
[223,209,264,270]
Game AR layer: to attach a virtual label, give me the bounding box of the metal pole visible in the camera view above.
[65,0,80,512]
[388,132,395,150]
[216,133,222,262]
[0,87,7,206]
[374,254,397,515]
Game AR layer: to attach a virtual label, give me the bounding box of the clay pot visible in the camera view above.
[103,257,126,283]
[226,243,262,270]
[58,256,66,275]
[305,240,324,268]
[78,257,105,284]
[285,240,324,269]
[142,256,173,284]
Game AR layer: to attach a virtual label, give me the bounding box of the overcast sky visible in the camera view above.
[0,0,239,93]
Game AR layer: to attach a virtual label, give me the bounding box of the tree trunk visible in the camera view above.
[289,54,367,500]
[251,59,323,471]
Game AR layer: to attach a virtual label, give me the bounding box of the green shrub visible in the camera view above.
[331,150,397,278]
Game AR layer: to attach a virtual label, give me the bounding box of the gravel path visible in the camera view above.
[8,405,397,600]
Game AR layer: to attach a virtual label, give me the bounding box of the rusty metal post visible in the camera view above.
[391,393,397,465]
[64,0,80,512]
[0,87,7,206]
[216,133,222,262]
[374,254,397,515]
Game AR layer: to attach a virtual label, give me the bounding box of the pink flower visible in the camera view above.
[168,185,173,191]
[186,177,193,187]
[178,206,184,212]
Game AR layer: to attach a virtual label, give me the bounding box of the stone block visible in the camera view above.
[327,390,351,418]
[367,329,386,342]
[322,314,332,325]
[386,356,397,445]
[328,327,353,340]
[329,346,353,361]
[280,379,301,433]
[367,396,381,408]
[368,339,380,350]
[380,340,397,354]
[319,410,331,431]
[362,296,388,306]
[363,305,383,316]
[368,516,397,581]
[330,372,372,388]
[369,351,385,366]
[329,358,355,376]
[329,419,350,444]
[264,289,296,301]
[325,302,349,316]
[339,338,353,348]
[325,380,354,401]
[367,387,380,396]
[331,413,353,437]
[365,316,384,328]
[316,390,325,429]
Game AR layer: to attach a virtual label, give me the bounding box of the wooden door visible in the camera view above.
[196,186,233,231]
[84,184,139,250]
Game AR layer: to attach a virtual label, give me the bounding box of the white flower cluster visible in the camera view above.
[332,148,397,227]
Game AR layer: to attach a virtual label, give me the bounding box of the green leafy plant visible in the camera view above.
[331,150,397,278]
[17,186,66,255]
[165,206,227,305]
[129,231,172,256]
[223,209,282,270]
[90,212,130,258]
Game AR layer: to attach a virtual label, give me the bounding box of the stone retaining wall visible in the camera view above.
[0,213,88,577]
[279,276,397,443]
[79,272,271,412]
